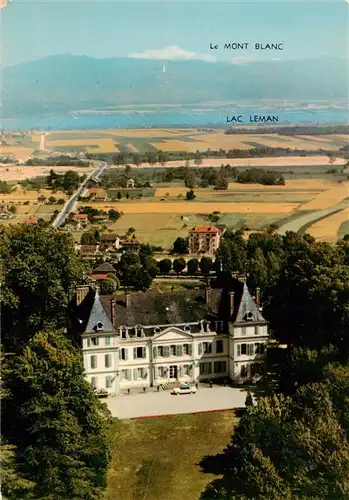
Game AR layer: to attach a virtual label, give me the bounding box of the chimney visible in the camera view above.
[205,282,212,305]
[76,285,89,306]
[255,288,260,306]
[125,290,131,308]
[111,298,116,325]
[229,291,235,316]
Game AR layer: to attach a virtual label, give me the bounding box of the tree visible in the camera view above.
[118,250,153,290]
[173,257,186,275]
[0,442,36,499]
[159,258,172,275]
[186,189,196,200]
[108,209,121,221]
[81,231,96,245]
[100,277,117,295]
[201,381,349,500]
[63,170,80,192]
[194,150,203,166]
[1,330,110,500]
[184,170,197,189]
[172,237,188,254]
[199,256,213,275]
[157,150,168,166]
[0,225,87,352]
[187,258,199,274]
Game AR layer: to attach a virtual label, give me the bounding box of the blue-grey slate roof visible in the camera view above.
[235,283,265,323]
[84,289,115,333]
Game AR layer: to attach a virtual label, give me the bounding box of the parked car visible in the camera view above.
[171,384,197,395]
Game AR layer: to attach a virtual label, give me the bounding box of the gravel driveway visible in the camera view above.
[105,386,249,419]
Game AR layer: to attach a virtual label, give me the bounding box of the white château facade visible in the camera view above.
[73,277,269,396]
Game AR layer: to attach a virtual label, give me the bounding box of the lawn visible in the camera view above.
[105,411,237,500]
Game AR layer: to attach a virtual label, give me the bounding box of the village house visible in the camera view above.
[126,178,135,188]
[92,214,109,224]
[188,225,221,255]
[120,235,141,252]
[70,275,269,396]
[77,244,100,255]
[71,213,89,229]
[99,233,120,252]
[88,188,107,202]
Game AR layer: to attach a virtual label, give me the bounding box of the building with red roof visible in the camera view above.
[188,225,220,255]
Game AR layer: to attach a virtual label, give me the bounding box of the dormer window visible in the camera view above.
[96,322,104,331]
[184,325,191,332]
[135,325,143,338]
[243,312,254,322]
[120,326,127,339]
[154,327,161,334]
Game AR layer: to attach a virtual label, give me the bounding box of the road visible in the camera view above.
[277,200,348,236]
[106,386,249,419]
[51,161,106,228]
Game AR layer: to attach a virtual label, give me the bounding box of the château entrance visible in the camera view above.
[169,365,178,379]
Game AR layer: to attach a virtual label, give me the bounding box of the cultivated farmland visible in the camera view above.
[307,208,349,241]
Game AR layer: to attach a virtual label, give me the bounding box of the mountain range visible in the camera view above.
[2,55,348,118]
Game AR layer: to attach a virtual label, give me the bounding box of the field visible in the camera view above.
[307,208,349,241]
[0,165,93,182]
[105,411,237,500]
[0,186,67,202]
[300,181,349,210]
[2,128,348,160]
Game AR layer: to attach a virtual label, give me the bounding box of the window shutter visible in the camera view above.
[119,349,122,360]
[237,344,241,356]
[188,344,192,356]
[133,368,138,380]
[125,348,128,361]
[176,345,183,356]
[178,366,182,377]
[87,338,91,347]
[164,346,170,357]
[133,347,137,359]
[198,343,203,355]
[143,347,146,358]
[153,346,157,359]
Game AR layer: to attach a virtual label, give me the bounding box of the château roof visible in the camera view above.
[235,282,265,323]
[92,262,117,274]
[85,288,115,333]
[189,226,219,234]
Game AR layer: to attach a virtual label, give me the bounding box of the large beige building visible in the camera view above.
[188,225,220,254]
[71,276,269,396]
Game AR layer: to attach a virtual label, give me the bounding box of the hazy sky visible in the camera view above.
[2,0,348,65]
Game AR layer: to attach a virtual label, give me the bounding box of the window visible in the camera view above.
[96,322,103,331]
[133,346,146,359]
[91,337,99,346]
[176,345,183,356]
[105,375,113,388]
[170,345,176,356]
[135,325,143,338]
[158,366,166,378]
[120,327,127,339]
[163,346,170,357]
[121,369,131,380]
[241,365,248,377]
[105,336,111,346]
[119,348,128,360]
[105,354,111,368]
[203,342,212,354]
[91,376,97,389]
[216,340,224,354]
[247,344,254,355]
[182,365,190,376]
[156,346,163,357]
[214,361,227,374]
[241,344,247,355]
[90,355,97,369]
[199,362,212,375]
[215,321,223,332]
[183,344,189,355]
[133,368,147,380]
